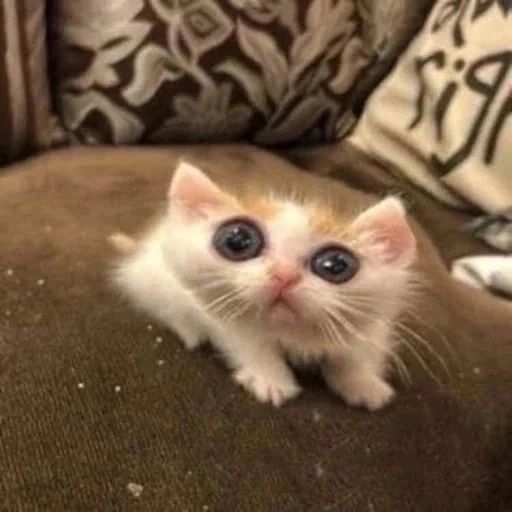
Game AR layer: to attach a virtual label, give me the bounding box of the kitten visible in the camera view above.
[113,161,417,410]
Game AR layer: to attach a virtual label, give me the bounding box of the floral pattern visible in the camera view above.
[53,0,375,145]
[152,84,253,142]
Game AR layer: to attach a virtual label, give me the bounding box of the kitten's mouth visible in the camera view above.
[271,297,293,310]
[268,294,300,316]
[266,298,301,326]
[264,284,302,321]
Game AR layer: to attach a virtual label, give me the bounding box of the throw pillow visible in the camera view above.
[350,0,512,213]
[51,0,371,146]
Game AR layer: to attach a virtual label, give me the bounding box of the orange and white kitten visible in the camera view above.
[114,161,417,410]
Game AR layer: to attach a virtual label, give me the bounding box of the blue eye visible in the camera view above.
[213,218,264,262]
[310,245,359,284]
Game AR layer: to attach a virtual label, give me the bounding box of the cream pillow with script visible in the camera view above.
[350,0,512,214]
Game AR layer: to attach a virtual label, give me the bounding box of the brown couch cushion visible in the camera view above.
[0,0,52,165]
[1,144,511,510]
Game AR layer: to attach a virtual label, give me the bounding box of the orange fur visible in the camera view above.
[240,196,281,219]
[238,194,351,240]
[310,207,347,238]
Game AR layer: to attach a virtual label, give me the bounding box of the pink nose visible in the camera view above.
[269,262,301,296]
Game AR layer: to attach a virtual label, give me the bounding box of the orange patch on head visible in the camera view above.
[310,206,348,238]
[238,196,350,240]
[241,196,281,219]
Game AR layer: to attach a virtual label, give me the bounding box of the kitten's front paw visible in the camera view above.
[329,372,395,411]
[234,368,301,407]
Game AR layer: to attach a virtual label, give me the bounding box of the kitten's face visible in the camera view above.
[163,161,417,342]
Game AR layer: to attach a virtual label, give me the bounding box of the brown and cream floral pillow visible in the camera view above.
[0,0,52,164]
[51,0,372,146]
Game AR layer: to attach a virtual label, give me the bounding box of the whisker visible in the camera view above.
[388,351,412,386]
[324,300,421,387]
[205,284,253,323]
[189,276,232,291]
[325,308,362,344]
[215,292,245,317]
[324,308,412,386]
[221,295,251,322]
[323,297,370,323]
[398,336,443,387]
[344,292,459,375]
[393,320,452,383]
[327,285,455,386]
[205,288,240,313]
[401,308,460,368]
[320,313,350,351]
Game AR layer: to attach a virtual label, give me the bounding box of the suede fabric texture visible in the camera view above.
[1,144,511,511]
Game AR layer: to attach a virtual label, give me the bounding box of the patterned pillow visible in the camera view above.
[51,0,373,146]
[0,0,52,164]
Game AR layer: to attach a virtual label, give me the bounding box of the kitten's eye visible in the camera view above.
[310,245,359,284]
[213,218,264,262]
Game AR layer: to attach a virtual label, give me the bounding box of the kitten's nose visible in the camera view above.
[270,261,301,294]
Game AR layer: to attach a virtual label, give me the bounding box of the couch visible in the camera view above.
[1,1,511,511]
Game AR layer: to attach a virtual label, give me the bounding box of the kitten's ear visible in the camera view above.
[168,160,233,216]
[352,197,417,267]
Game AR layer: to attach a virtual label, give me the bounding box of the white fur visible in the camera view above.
[113,163,417,409]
